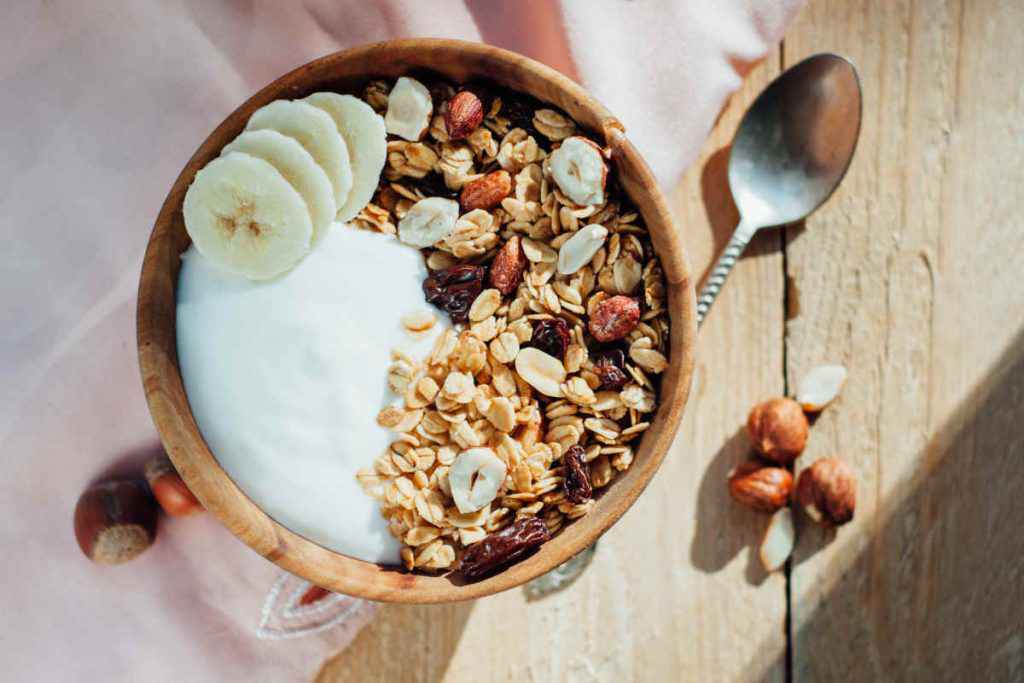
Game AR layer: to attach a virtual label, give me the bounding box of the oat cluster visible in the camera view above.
[352,78,671,573]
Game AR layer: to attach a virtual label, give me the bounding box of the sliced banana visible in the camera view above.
[304,92,387,223]
[222,129,335,241]
[246,99,353,211]
[397,197,459,247]
[385,76,432,141]
[448,447,507,514]
[182,152,312,280]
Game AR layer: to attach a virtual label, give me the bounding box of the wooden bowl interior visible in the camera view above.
[138,39,696,603]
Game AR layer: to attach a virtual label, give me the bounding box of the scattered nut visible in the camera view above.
[759,507,795,572]
[385,76,433,141]
[549,136,607,206]
[74,479,158,564]
[557,223,608,275]
[794,457,856,526]
[144,454,202,517]
[488,236,527,295]
[747,397,809,464]
[588,295,640,342]
[514,347,567,397]
[728,461,794,513]
[448,447,507,513]
[796,364,848,412]
[460,170,512,211]
[445,90,484,140]
[398,197,459,247]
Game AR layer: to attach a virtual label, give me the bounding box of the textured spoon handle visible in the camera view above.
[696,220,757,326]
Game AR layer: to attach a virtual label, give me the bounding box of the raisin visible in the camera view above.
[593,349,629,390]
[562,445,592,504]
[423,265,485,323]
[531,318,571,359]
[459,517,551,581]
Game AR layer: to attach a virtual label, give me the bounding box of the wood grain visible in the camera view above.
[136,39,696,604]
[317,55,787,683]
[785,0,1024,680]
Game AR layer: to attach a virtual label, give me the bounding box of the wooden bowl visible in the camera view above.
[137,39,696,603]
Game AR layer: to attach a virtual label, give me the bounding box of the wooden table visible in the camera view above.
[319,1,1024,679]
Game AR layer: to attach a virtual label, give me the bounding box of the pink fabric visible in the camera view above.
[0,1,801,680]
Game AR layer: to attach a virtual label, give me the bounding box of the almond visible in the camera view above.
[460,170,512,211]
[488,236,527,295]
[445,90,484,140]
[588,295,640,342]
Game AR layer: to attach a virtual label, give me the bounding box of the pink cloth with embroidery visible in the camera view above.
[0,1,801,679]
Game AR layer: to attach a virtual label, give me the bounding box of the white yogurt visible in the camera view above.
[176,226,446,564]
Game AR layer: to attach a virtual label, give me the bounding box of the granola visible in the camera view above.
[353,76,669,576]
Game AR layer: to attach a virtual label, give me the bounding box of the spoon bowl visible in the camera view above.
[729,53,862,227]
[696,53,862,324]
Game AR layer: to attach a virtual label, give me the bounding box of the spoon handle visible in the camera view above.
[695,218,758,326]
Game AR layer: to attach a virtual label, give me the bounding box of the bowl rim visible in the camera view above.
[137,38,696,603]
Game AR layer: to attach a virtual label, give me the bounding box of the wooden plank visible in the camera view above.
[784,0,1024,680]
[316,54,788,683]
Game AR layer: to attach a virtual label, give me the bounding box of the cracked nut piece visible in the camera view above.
[549,136,607,206]
[398,196,459,247]
[588,295,640,342]
[795,457,856,526]
[460,170,512,211]
[796,364,848,412]
[747,397,809,464]
[385,76,432,141]
[445,90,484,140]
[515,347,566,397]
[760,507,795,572]
[728,461,794,513]
[557,223,608,275]
[488,235,527,295]
[449,447,507,513]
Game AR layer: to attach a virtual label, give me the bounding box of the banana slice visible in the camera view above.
[183,152,312,280]
[304,92,386,223]
[222,129,335,241]
[246,99,353,211]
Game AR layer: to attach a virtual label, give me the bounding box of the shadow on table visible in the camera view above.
[735,326,1024,681]
[696,145,797,289]
[689,426,780,586]
[315,601,474,683]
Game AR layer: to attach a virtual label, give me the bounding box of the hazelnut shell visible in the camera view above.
[145,454,203,517]
[747,397,809,464]
[74,479,158,564]
[728,461,794,513]
[795,457,857,526]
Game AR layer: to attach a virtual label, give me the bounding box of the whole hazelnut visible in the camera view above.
[728,461,794,513]
[794,457,857,526]
[74,480,158,564]
[747,397,809,464]
[145,454,203,517]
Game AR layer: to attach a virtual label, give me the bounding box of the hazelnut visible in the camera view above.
[144,454,203,517]
[728,461,794,513]
[794,457,857,526]
[74,480,158,564]
[747,397,809,464]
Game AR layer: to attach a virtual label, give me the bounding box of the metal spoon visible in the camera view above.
[696,53,862,324]
[525,53,862,599]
